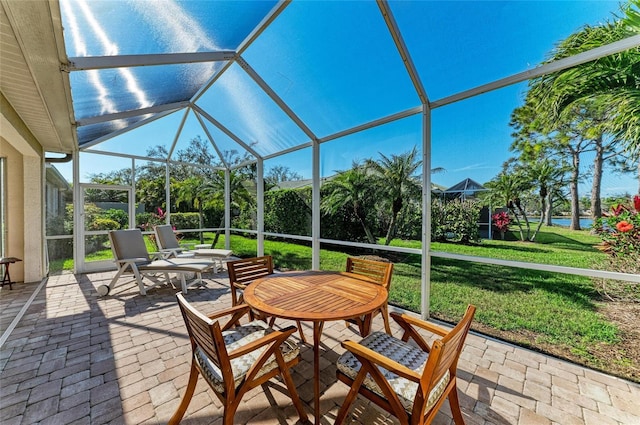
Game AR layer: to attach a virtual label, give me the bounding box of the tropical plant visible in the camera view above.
[366,147,422,245]
[526,18,640,215]
[484,171,533,241]
[174,176,214,243]
[321,163,377,244]
[594,195,640,273]
[594,195,640,261]
[492,212,510,236]
[205,168,256,247]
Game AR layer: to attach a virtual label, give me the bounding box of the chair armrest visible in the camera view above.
[389,312,438,352]
[233,282,248,290]
[391,312,449,337]
[148,251,166,260]
[342,340,421,382]
[207,304,250,320]
[159,248,182,257]
[228,325,297,358]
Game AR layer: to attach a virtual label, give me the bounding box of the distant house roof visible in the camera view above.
[442,178,487,199]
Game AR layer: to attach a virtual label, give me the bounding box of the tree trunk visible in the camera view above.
[544,193,553,226]
[359,217,377,245]
[354,205,377,245]
[570,152,581,231]
[384,214,397,245]
[212,215,224,248]
[590,135,603,219]
[530,193,547,241]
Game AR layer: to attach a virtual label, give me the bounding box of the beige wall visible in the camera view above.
[1,102,45,283]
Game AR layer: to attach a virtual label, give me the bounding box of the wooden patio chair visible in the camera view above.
[227,256,307,343]
[99,229,215,296]
[169,293,308,425]
[334,304,476,425]
[345,257,394,335]
[154,224,233,271]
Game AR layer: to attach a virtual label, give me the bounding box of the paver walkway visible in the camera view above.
[1,269,639,424]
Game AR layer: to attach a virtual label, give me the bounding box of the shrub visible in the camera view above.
[169,212,201,230]
[492,211,510,239]
[265,189,311,236]
[102,208,128,229]
[594,195,640,274]
[431,199,482,243]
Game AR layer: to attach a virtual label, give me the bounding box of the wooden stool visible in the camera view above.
[0,257,22,290]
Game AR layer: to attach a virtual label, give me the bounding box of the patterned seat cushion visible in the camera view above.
[337,331,450,413]
[194,320,299,394]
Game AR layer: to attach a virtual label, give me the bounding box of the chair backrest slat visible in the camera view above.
[109,229,151,262]
[421,305,476,391]
[155,224,181,250]
[346,257,393,290]
[228,256,274,286]
[176,293,222,366]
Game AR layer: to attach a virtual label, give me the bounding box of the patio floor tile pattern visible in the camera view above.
[1,270,639,425]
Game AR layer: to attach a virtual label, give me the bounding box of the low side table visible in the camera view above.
[1,257,22,290]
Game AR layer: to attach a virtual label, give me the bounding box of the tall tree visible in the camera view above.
[366,147,422,245]
[205,168,256,247]
[266,165,303,186]
[528,18,640,215]
[174,176,214,243]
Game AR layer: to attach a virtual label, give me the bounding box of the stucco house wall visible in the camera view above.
[1,97,46,284]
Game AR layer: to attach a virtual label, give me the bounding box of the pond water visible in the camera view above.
[529,217,594,228]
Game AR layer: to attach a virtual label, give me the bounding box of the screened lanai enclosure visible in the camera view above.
[3,0,639,322]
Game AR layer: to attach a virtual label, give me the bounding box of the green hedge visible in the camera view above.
[265,189,311,236]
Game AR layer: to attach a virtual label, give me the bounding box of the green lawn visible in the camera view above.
[52,226,637,380]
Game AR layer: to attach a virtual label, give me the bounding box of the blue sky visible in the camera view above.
[57,0,638,197]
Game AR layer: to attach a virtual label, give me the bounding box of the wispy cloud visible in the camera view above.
[451,164,497,173]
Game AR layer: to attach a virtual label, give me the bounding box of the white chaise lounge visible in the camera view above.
[99,229,215,296]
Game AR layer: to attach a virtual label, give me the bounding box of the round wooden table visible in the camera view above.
[243,270,388,425]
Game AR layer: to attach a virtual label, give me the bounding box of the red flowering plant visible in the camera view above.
[594,195,640,259]
[492,211,510,239]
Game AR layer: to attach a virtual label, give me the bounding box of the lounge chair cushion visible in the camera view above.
[194,320,299,393]
[139,258,214,273]
[192,248,233,259]
[336,331,450,413]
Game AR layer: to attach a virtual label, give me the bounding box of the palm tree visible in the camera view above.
[366,148,422,245]
[525,159,566,240]
[321,164,377,244]
[484,171,531,241]
[529,19,640,200]
[206,169,255,247]
[174,176,212,244]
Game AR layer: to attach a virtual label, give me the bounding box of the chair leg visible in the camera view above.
[449,385,465,425]
[168,362,199,425]
[131,266,147,295]
[381,304,391,334]
[279,360,308,422]
[179,274,188,294]
[223,401,241,425]
[334,369,367,425]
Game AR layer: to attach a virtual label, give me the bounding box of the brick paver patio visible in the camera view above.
[1,268,639,424]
